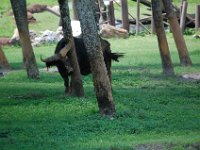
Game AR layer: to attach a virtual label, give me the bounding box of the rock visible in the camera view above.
[182,73,200,80]
[100,24,129,38]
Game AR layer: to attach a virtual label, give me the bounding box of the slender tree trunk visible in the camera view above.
[10,0,39,79]
[195,5,200,32]
[180,1,188,33]
[75,0,115,116]
[72,0,79,20]
[108,1,115,26]
[121,0,129,31]
[0,46,11,70]
[136,0,140,35]
[152,0,174,75]
[58,0,84,97]
[162,0,192,66]
[98,0,107,29]
[151,8,156,34]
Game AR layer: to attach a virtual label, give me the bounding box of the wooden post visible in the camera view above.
[108,1,115,26]
[136,0,140,35]
[121,0,129,31]
[195,5,200,31]
[0,46,11,70]
[180,1,188,33]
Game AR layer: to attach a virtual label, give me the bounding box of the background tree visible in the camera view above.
[58,0,84,97]
[75,0,115,116]
[72,0,79,20]
[0,46,10,70]
[10,0,39,79]
[162,0,192,66]
[152,0,174,75]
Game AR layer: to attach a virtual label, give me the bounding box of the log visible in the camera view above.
[132,0,151,8]
[27,4,47,13]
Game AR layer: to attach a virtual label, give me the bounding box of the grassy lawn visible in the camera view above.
[0,35,200,149]
[0,0,200,150]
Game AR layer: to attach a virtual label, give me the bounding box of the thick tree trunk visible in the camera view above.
[152,0,174,75]
[10,0,39,79]
[162,0,192,66]
[58,0,84,97]
[0,46,11,70]
[75,0,115,116]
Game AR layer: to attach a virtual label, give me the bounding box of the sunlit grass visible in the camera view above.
[0,0,200,149]
[1,35,200,149]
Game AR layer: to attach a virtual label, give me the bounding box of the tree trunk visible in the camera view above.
[0,46,11,70]
[162,0,192,66]
[98,0,107,27]
[121,0,129,32]
[152,0,174,75]
[195,5,200,32]
[10,0,39,79]
[58,0,84,97]
[72,0,79,20]
[136,0,140,35]
[108,1,115,26]
[180,1,188,33]
[75,0,115,116]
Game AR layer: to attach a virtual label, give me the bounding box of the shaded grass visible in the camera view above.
[1,0,200,149]
[0,35,200,149]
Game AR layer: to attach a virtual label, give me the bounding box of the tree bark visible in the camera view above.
[75,0,115,116]
[72,0,79,20]
[0,46,11,70]
[10,0,39,79]
[136,0,140,35]
[152,0,174,75]
[162,0,192,66]
[121,0,129,31]
[98,0,107,27]
[180,1,188,33]
[58,0,84,97]
[108,1,115,26]
[195,5,200,32]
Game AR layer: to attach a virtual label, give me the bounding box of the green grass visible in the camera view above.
[0,0,200,149]
[0,35,200,150]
